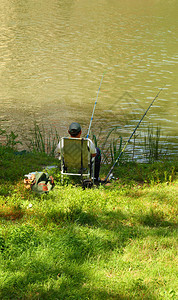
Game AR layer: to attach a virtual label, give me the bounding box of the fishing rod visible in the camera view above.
[87,71,106,138]
[103,86,165,183]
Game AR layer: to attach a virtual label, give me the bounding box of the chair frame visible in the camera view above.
[60,137,94,183]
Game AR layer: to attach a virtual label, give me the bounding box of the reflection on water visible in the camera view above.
[0,0,177,154]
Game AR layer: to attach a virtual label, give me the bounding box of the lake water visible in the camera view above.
[0,0,178,157]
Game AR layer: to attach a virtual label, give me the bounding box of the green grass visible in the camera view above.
[0,146,177,299]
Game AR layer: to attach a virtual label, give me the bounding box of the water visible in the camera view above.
[0,0,178,156]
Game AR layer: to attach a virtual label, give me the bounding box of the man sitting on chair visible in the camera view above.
[56,122,101,182]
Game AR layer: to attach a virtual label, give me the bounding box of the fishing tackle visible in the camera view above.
[103,86,165,183]
[87,71,106,138]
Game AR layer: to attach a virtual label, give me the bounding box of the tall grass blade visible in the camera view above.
[26,122,60,155]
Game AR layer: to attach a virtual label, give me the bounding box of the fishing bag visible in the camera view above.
[24,172,55,194]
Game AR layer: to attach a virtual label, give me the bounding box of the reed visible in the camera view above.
[93,126,123,165]
[142,125,166,162]
[26,122,60,156]
[0,128,22,150]
[93,123,173,168]
[0,122,172,164]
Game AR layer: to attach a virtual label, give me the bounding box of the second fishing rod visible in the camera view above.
[103,86,165,183]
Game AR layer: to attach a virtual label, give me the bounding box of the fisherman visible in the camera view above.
[56,122,101,182]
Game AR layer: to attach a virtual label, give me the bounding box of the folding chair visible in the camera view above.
[60,137,94,186]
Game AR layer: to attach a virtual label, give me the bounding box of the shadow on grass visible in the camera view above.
[137,209,177,228]
[0,222,157,300]
[1,194,175,298]
[46,205,176,231]
[0,262,132,299]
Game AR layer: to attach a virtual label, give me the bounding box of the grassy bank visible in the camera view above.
[0,146,177,299]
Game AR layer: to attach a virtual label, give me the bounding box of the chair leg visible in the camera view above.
[90,158,95,184]
[61,159,64,184]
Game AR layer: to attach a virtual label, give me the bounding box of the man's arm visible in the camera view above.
[88,139,97,157]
